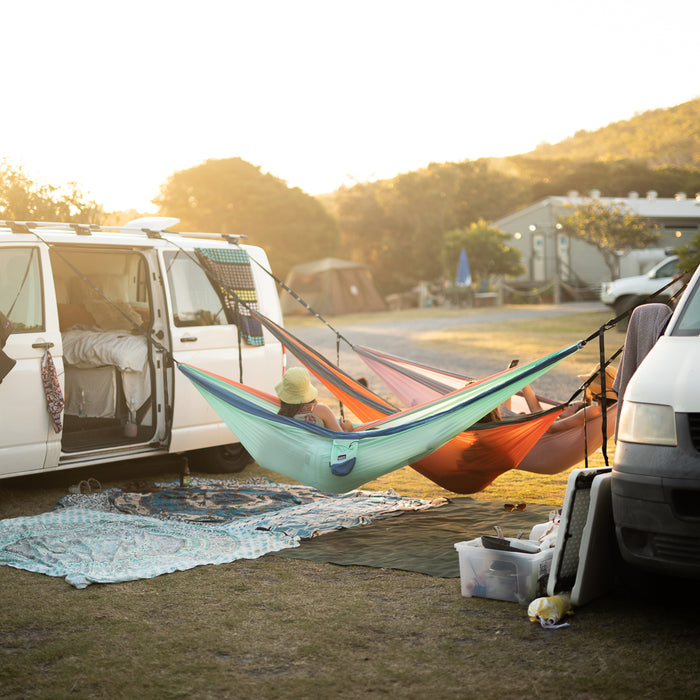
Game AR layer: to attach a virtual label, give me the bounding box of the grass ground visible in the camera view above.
[1,306,698,699]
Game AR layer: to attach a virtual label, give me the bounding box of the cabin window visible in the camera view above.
[0,247,44,332]
[164,251,228,327]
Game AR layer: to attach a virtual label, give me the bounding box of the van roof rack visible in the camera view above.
[0,218,248,244]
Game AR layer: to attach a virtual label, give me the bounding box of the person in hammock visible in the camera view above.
[477,365,617,433]
[275,366,354,431]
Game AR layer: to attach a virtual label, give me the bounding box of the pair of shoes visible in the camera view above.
[68,477,102,494]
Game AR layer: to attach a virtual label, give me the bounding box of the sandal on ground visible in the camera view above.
[87,478,102,493]
[68,480,91,494]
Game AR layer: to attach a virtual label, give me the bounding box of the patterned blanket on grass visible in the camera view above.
[111,478,330,524]
[0,508,296,589]
[57,477,445,538]
[1,479,446,588]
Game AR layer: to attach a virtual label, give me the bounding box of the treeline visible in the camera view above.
[527,96,700,169]
[4,97,700,296]
[328,156,700,294]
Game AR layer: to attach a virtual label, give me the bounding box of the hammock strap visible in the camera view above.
[582,395,589,469]
[336,332,345,420]
[243,253,361,351]
[598,325,609,467]
[236,298,244,383]
[565,344,623,407]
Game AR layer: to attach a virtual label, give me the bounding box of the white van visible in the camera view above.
[612,262,700,578]
[0,218,284,479]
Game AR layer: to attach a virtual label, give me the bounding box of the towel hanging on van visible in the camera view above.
[195,247,265,346]
[177,342,579,493]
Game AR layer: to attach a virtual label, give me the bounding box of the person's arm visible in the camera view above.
[547,403,602,433]
[520,384,542,413]
[313,403,353,431]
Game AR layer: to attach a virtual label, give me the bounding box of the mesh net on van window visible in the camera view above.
[195,248,265,346]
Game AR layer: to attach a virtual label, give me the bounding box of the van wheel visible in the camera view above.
[189,444,253,473]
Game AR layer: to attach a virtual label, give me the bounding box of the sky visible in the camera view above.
[2,0,699,213]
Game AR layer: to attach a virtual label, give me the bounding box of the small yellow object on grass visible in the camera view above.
[528,592,573,629]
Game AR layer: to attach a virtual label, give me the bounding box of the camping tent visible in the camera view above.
[280,258,387,316]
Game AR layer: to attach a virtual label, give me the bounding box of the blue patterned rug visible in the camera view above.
[0,478,446,587]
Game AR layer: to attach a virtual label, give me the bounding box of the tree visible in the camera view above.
[333,161,527,294]
[154,158,340,280]
[442,220,524,288]
[556,199,660,279]
[0,160,103,223]
[676,233,700,275]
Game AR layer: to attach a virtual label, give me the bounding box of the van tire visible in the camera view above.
[189,444,253,473]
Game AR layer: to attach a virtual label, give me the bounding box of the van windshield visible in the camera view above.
[671,277,700,336]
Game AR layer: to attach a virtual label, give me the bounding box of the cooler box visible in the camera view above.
[454,538,554,605]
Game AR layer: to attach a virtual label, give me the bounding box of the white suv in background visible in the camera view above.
[600,255,680,316]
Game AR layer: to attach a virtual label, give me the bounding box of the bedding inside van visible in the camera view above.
[62,329,150,415]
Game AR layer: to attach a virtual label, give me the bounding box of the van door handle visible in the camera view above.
[32,341,54,349]
[180,336,198,343]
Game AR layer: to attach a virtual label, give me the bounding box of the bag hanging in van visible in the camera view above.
[0,310,12,348]
[0,310,15,383]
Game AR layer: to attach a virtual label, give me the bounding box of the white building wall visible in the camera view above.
[494,193,700,289]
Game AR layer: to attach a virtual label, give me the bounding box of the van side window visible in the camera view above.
[0,247,43,332]
[672,281,700,336]
[164,252,227,327]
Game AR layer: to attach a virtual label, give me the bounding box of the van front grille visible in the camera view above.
[653,533,700,564]
[689,414,700,451]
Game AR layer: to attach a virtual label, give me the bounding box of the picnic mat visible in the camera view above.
[275,497,556,577]
[57,478,443,538]
[0,479,446,587]
[0,508,296,589]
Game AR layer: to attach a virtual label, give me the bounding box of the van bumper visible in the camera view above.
[612,422,700,578]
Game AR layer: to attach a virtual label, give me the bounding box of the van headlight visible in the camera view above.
[617,401,677,446]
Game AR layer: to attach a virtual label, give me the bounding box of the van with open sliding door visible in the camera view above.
[0,217,284,480]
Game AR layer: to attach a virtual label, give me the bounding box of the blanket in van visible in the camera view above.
[62,329,150,412]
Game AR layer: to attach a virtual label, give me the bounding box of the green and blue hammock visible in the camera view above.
[218,310,614,492]
[178,340,579,493]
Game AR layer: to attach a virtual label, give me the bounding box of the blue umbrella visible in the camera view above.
[455,248,472,286]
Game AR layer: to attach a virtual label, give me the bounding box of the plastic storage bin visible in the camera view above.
[454,538,554,605]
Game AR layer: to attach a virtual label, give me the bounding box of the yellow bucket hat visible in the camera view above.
[275,367,318,404]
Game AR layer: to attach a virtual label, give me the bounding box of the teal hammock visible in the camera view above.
[178,342,580,493]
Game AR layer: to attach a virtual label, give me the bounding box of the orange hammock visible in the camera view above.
[355,343,617,480]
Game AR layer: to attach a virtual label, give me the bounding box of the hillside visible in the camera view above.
[525,97,700,169]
